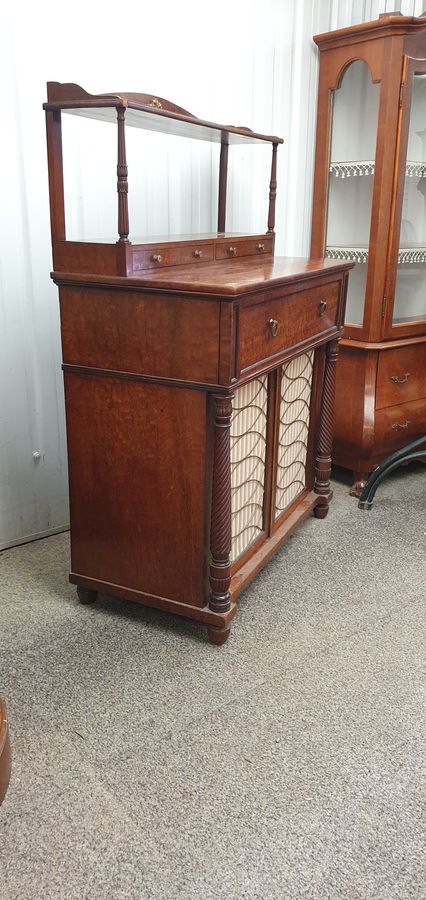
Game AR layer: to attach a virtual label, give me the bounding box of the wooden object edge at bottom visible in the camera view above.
[0,698,11,805]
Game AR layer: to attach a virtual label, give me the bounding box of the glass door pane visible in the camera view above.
[325,61,380,325]
[393,72,426,326]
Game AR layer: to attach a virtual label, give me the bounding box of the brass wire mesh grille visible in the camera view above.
[275,351,314,518]
[230,376,268,562]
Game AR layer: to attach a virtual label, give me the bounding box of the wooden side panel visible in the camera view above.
[54,241,119,275]
[60,288,220,383]
[64,375,207,607]
[333,343,378,463]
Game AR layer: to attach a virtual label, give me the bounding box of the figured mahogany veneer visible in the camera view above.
[45,83,352,643]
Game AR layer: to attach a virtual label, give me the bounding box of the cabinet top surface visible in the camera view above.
[55,257,353,296]
[314,12,426,47]
[44,83,283,146]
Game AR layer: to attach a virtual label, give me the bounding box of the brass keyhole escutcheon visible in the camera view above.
[318,300,327,316]
[390,372,410,384]
[152,253,162,263]
[391,420,411,430]
[268,318,279,337]
[228,246,237,257]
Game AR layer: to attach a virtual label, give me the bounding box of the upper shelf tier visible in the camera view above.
[329,161,426,179]
[44,83,283,146]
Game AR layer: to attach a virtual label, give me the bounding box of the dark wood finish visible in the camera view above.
[268,143,278,233]
[45,83,352,642]
[209,394,233,614]
[310,15,426,492]
[313,339,339,517]
[218,140,229,233]
[0,698,11,806]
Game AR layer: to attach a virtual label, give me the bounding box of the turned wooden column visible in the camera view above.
[267,142,278,233]
[117,107,129,242]
[209,393,233,615]
[217,138,229,233]
[314,339,339,518]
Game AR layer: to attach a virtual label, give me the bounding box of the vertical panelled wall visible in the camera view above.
[0,0,423,548]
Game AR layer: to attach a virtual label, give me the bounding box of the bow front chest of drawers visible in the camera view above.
[44,83,352,643]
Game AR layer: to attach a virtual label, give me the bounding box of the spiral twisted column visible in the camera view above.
[314,340,339,518]
[209,393,234,613]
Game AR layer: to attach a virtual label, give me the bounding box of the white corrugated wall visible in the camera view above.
[0,0,423,548]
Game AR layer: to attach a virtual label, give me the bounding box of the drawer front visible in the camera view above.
[215,237,273,261]
[375,398,426,454]
[238,283,339,373]
[376,344,426,409]
[132,243,214,271]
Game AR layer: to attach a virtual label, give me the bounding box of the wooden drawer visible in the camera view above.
[132,243,214,271]
[376,344,426,409]
[375,398,426,454]
[238,282,339,373]
[215,236,273,260]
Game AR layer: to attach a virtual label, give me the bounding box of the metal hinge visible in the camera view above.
[399,81,405,108]
[381,294,387,318]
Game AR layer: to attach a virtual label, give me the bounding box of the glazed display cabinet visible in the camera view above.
[44,82,351,643]
[311,12,426,495]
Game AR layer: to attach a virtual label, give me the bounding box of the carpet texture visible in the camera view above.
[0,466,425,899]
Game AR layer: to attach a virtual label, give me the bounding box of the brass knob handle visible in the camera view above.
[228,246,237,257]
[318,300,327,316]
[193,249,203,259]
[391,420,411,430]
[390,372,410,384]
[268,318,279,337]
[257,242,265,252]
[152,253,162,263]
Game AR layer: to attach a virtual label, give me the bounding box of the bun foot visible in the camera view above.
[77,586,98,605]
[350,471,369,498]
[207,624,231,646]
[313,501,329,519]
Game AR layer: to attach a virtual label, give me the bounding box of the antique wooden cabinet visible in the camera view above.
[44,83,351,643]
[311,12,426,496]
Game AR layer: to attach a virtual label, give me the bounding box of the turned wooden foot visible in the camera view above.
[207,624,231,645]
[350,471,369,498]
[77,586,98,605]
[313,502,329,519]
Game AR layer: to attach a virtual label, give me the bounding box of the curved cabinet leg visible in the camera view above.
[207,624,231,646]
[77,586,98,605]
[314,340,339,517]
[350,471,369,498]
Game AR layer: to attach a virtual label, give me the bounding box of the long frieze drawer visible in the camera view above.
[238,283,339,373]
[215,237,273,260]
[375,399,426,453]
[132,243,214,271]
[60,288,220,383]
[376,344,426,410]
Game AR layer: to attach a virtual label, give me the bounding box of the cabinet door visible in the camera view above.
[324,61,381,332]
[273,350,315,523]
[384,58,426,339]
[230,375,269,563]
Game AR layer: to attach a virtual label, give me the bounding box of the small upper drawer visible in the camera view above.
[238,282,339,373]
[132,243,214,271]
[215,237,273,261]
[376,344,426,409]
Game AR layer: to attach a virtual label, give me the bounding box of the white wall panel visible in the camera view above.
[0,0,424,547]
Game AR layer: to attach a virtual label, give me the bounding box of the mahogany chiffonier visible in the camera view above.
[311,12,426,496]
[44,83,352,644]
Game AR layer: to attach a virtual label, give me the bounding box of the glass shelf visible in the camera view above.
[326,246,426,264]
[329,161,426,178]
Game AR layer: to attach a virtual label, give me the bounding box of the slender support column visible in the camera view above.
[267,142,278,233]
[217,138,229,233]
[209,393,233,613]
[45,110,66,264]
[117,107,129,242]
[313,340,339,518]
